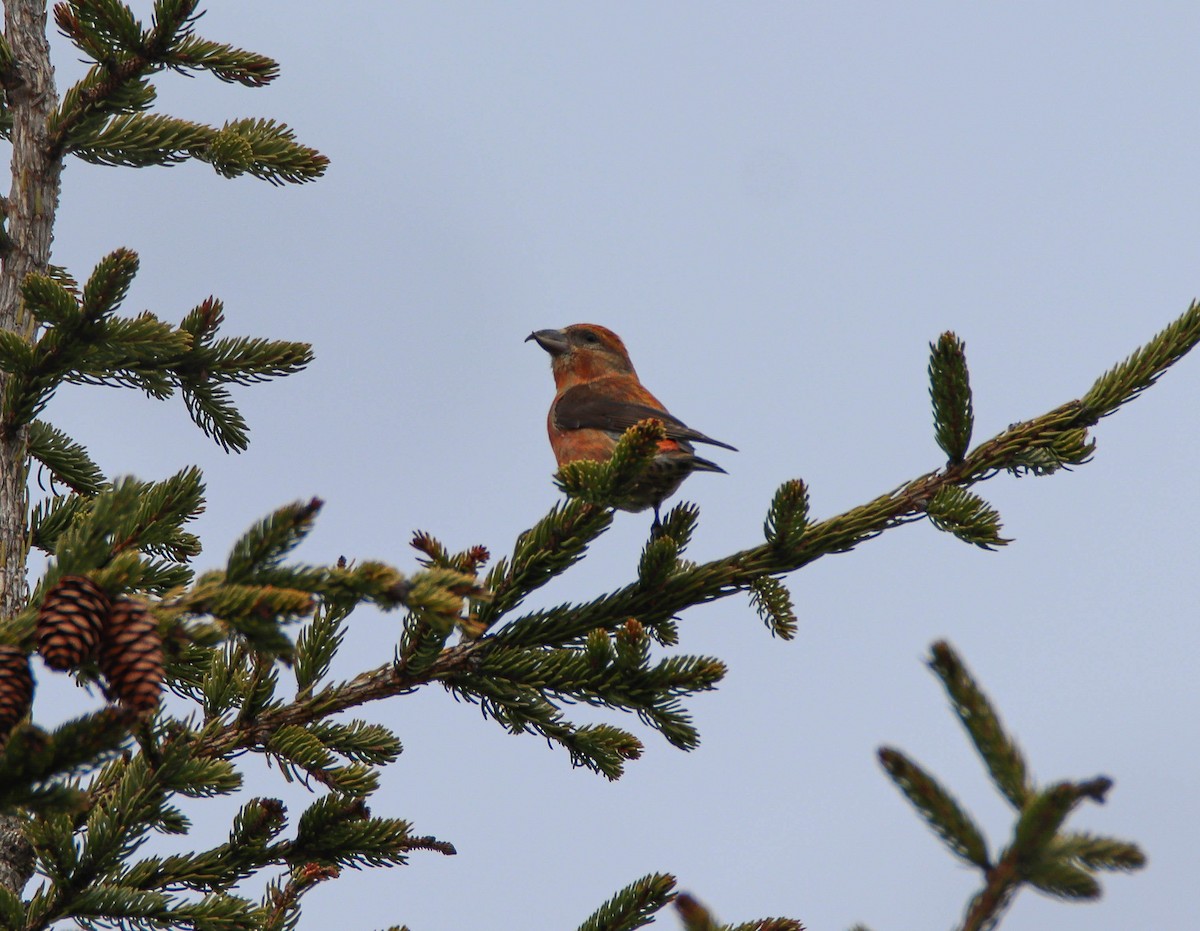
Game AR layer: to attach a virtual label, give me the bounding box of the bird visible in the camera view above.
[526,323,736,529]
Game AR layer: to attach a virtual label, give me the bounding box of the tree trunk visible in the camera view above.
[0,0,61,896]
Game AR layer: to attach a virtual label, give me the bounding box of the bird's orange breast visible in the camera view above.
[546,417,617,468]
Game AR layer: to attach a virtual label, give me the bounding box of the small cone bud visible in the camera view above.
[99,598,163,713]
[37,575,111,670]
[0,645,33,740]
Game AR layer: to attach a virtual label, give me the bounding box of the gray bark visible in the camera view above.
[0,0,61,896]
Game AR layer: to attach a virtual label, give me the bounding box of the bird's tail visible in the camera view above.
[688,455,727,474]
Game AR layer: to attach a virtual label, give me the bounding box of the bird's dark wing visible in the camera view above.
[553,383,737,451]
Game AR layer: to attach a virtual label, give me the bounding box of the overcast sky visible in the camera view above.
[27,3,1200,929]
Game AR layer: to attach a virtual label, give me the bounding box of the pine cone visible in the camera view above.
[37,575,111,670]
[0,645,33,739]
[99,598,163,713]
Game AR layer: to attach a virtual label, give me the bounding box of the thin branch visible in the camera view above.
[186,399,1116,759]
[195,643,483,758]
[495,401,1090,648]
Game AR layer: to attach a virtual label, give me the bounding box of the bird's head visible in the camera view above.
[526,324,635,389]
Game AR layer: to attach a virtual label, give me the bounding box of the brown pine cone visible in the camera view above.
[0,645,33,740]
[99,598,163,713]
[37,575,111,670]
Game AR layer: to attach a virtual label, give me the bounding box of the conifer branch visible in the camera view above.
[70,112,215,167]
[577,871,677,931]
[198,118,327,186]
[929,332,974,463]
[497,301,1200,649]
[6,295,1185,923]
[259,863,337,931]
[116,303,1195,801]
[926,487,1009,549]
[0,4,1184,926]
[0,256,313,450]
[763,479,808,550]
[928,641,1031,809]
[747,575,798,639]
[28,420,106,495]
[1045,831,1146,874]
[672,891,807,931]
[873,642,1142,931]
[1082,299,1200,414]
[0,708,132,812]
[193,642,482,757]
[49,0,309,182]
[878,749,990,869]
[477,500,611,626]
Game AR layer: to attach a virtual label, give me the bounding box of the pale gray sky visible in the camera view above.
[30,3,1200,929]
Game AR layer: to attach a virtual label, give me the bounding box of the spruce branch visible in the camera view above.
[747,575,798,639]
[1024,857,1100,901]
[265,725,379,797]
[763,479,808,550]
[29,494,90,556]
[80,242,139,320]
[23,748,197,925]
[0,885,22,929]
[638,532,679,587]
[1005,425,1095,477]
[28,421,106,496]
[165,33,277,86]
[55,0,145,59]
[0,0,323,913]
[305,721,401,768]
[8,298,1184,923]
[673,892,807,931]
[928,642,1031,809]
[873,642,1143,931]
[71,112,215,167]
[577,872,677,931]
[225,498,322,587]
[284,794,416,870]
[657,501,699,551]
[260,863,337,931]
[0,708,133,813]
[447,673,644,779]
[470,633,723,752]
[878,748,990,869]
[0,5,1188,923]
[1082,299,1200,415]
[49,0,315,183]
[71,113,328,183]
[477,499,612,627]
[292,605,346,700]
[957,778,1117,931]
[926,487,1009,549]
[553,417,665,508]
[198,118,328,186]
[929,331,974,463]
[497,302,1200,651]
[1045,831,1146,873]
[0,471,205,636]
[70,886,265,930]
[0,257,313,450]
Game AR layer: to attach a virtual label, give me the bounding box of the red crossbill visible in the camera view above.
[526,324,735,527]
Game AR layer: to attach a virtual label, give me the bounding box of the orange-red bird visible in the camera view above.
[527,324,736,526]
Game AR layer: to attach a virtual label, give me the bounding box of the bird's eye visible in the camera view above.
[580,331,601,344]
